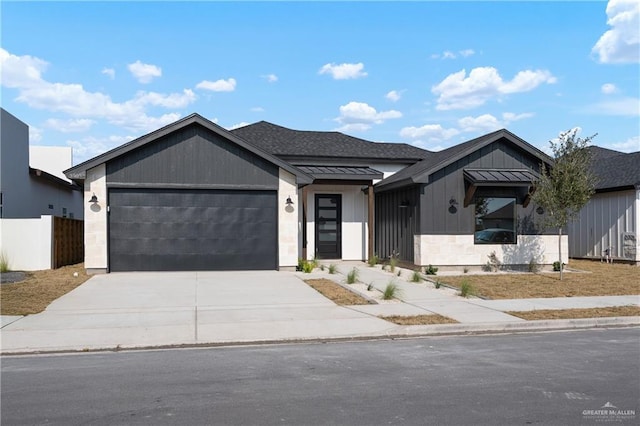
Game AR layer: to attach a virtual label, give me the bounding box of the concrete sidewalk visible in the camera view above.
[1,265,638,354]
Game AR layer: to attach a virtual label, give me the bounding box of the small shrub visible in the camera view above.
[463,267,469,274]
[487,251,501,272]
[424,264,438,275]
[328,264,337,274]
[459,280,475,298]
[410,270,422,283]
[302,261,314,273]
[347,268,359,284]
[311,257,319,268]
[389,257,398,273]
[0,251,9,273]
[434,280,442,289]
[297,258,305,271]
[383,281,402,300]
[482,262,493,272]
[528,257,541,273]
[553,261,564,272]
[367,254,379,267]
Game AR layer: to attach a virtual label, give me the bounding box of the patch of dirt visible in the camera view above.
[0,263,90,315]
[380,314,458,325]
[304,279,371,306]
[507,305,640,320]
[439,259,640,299]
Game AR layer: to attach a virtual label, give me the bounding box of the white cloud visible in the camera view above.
[45,118,95,133]
[432,67,556,110]
[250,107,265,112]
[1,48,193,133]
[588,97,640,116]
[133,89,196,108]
[227,122,251,130]
[601,83,618,94]
[196,78,237,92]
[102,67,115,79]
[592,0,639,64]
[610,135,640,152]
[431,49,475,60]
[262,74,278,83]
[385,90,402,102]
[127,60,162,84]
[334,101,401,131]
[0,48,48,88]
[458,112,535,132]
[318,62,367,80]
[399,124,459,141]
[29,126,43,143]
[67,134,134,164]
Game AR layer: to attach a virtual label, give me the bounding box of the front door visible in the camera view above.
[315,194,341,259]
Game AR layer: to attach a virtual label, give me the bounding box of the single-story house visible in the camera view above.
[567,147,640,264]
[65,113,565,273]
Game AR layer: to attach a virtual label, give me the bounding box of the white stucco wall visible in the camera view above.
[414,234,569,267]
[0,216,53,270]
[29,146,74,181]
[304,184,369,261]
[278,169,298,269]
[84,164,108,272]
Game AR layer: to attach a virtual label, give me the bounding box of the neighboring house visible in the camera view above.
[65,113,564,273]
[567,147,640,264]
[0,108,84,270]
[0,108,83,220]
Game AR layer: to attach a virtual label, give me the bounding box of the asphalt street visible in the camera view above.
[2,328,638,425]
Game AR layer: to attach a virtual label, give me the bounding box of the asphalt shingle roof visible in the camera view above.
[231,121,432,161]
[590,149,640,190]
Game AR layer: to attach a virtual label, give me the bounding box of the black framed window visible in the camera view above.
[474,197,516,244]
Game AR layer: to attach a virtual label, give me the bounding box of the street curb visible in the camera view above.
[2,317,638,356]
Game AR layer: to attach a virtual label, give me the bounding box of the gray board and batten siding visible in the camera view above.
[375,138,554,264]
[104,122,280,271]
[106,123,279,190]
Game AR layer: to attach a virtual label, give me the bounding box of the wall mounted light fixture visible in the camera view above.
[448,196,458,214]
[88,193,98,204]
[286,196,294,206]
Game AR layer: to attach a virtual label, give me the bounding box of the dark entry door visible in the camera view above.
[315,194,341,259]
[108,188,277,272]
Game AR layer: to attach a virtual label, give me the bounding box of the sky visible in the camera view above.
[1,0,639,165]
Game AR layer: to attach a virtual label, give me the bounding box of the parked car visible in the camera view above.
[474,228,515,244]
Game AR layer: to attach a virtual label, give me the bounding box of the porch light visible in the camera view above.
[88,193,98,204]
[286,196,294,206]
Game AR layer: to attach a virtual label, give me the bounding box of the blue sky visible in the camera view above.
[2,1,638,164]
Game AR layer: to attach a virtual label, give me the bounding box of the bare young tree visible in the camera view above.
[532,128,597,280]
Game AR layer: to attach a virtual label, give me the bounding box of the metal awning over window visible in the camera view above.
[463,168,539,207]
[297,165,383,181]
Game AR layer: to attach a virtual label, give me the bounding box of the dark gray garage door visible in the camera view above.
[108,188,277,272]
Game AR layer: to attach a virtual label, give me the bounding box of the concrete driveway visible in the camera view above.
[0,271,394,353]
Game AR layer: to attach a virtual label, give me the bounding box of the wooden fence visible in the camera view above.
[53,217,84,268]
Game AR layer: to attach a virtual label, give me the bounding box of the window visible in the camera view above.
[474,197,516,244]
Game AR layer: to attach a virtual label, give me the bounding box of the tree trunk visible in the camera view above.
[558,226,563,281]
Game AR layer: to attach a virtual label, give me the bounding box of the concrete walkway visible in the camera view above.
[1,265,638,354]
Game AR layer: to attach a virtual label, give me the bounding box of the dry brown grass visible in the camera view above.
[508,305,640,320]
[304,278,371,305]
[439,259,640,299]
[0,263,90,315]
[380,314,458,325]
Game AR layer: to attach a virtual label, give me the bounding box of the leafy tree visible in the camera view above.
[532,128,597,280]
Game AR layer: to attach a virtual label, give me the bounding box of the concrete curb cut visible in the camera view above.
[2,317,638,356]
